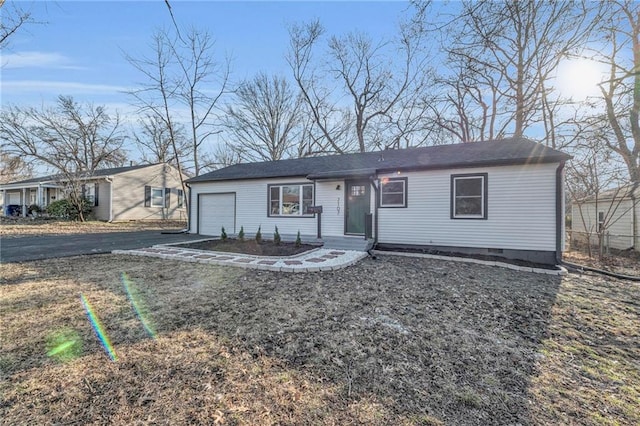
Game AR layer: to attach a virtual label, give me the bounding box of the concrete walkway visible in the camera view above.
[113,245,368,273]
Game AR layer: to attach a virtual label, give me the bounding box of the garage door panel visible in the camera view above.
[199,193,236,236]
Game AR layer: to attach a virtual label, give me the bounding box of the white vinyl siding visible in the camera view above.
[189,177,317,237]
[377,163,559,251]
[571,198,635,250]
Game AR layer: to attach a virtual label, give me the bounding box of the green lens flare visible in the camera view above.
[46,329,82,362]
[121,272,156,338]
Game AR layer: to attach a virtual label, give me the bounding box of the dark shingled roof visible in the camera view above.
[188,137,570,183]
[3,163,158,186]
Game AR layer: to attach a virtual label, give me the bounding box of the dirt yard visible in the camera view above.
[0,218,187,238]
[1,254,638,425]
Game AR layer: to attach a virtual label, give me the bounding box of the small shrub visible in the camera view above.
[295,230,302,247]
[255,226,262,244]
[221,226,227,241]
[28,204,43,215]
[238,226,245,241]
[46,198,92,221]
[274,226,281,245]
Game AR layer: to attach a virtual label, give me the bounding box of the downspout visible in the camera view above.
[555,161,566,264]
[369,176,380,258]
[105,176,113,222]
[186,182,191,234]
[632,190,638,251]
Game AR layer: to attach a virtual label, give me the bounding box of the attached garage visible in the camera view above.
[198,193,236,236]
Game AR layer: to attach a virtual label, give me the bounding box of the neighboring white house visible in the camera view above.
[186,138,570,265]
[571,185,639,251]
[1,163,188,221]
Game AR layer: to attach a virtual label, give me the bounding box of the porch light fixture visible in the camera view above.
[336,184,341,190]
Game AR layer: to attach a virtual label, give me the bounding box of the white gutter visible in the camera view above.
[106,176,114,222]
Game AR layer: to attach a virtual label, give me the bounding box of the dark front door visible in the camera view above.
[345,180,370,235]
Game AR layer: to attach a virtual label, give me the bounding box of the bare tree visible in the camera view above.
[287,17,432,153]
[585,0,640,183]
[0,152,33,184]
[566,138,638,257]
[223,73,306,162]
[0,96,127,220]
[127,28,229,174]
[432,1,597,143]
[133,113,190,166]
[0,1,38,50]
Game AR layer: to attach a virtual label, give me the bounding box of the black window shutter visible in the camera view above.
[164,188,170,208]
[144,186,151,207]
[94,183,99,206]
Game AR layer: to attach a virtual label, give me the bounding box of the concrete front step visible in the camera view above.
[318,237,374,251]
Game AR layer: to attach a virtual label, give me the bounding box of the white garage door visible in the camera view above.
[199,193,236,236]
[7,192,21,205]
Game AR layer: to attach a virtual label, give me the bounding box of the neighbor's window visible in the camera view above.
[81,183,99,206]
[151,188,164,207]
[380,177,407,207]
[451,173,487,219]
[178,189,184,208]
[145,186,170,208]
[269,184,313,216]
[598,211,604,232]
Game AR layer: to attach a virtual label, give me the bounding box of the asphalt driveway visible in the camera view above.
[0,231,206,263]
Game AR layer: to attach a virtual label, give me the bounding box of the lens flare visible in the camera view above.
[80,294,117,362]
[46,329,82,362]
[121,272,157,338]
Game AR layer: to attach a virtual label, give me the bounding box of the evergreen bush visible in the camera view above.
[274,226,281,245]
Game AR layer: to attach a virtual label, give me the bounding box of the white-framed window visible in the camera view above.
[379,177,407,208]
[151,188,164,207]
[451,173,487,219]
[268,183,314,216]
[81,183,99,206]
[598,211,604,232]
[178,189,184,208]
[145,186,170,208]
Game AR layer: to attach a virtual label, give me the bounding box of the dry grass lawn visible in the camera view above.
[0,218,187,238]
[1,254,638,425]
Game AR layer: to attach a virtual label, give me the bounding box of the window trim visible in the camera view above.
[450,173,488,220]
[267,182,315,218]
[379,177,408,208]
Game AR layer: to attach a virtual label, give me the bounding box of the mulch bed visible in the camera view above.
[177,238,319,256]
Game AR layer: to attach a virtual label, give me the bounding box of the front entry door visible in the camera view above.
[345,180,370,235]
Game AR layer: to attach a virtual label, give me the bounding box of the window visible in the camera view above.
[350,185,366,197]
[151,188,164,207]
[178,189,184,208]
[145,186,170,208]
[451,173,487,219]
[268,183,314,216]
[81,183,99,206]
[380,177,407,207]
[598,211,604,232]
